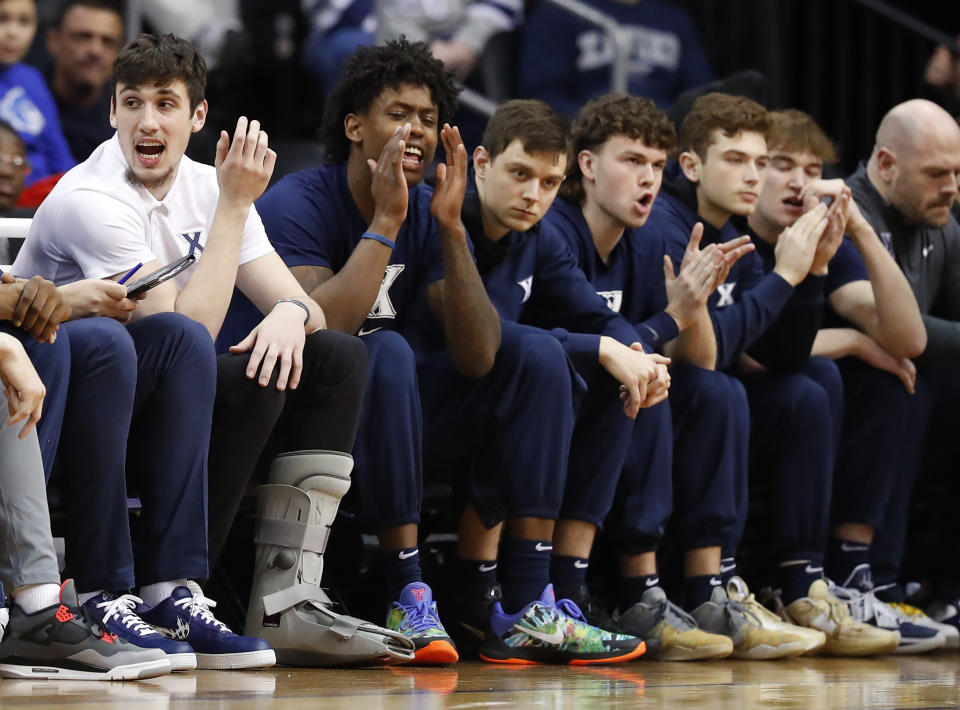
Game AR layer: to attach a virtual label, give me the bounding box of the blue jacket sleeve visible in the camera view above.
[747,274,826,372]
[711,273,795,370]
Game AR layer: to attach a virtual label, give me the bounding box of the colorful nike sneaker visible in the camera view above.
[386,582,458,664]
[137,583,276,669]
[691,581,809,659]
[83,592,196,671]
[615,586,733,660]
[479,584,645,665]
[783,580,899,656]
[0,580,171,680]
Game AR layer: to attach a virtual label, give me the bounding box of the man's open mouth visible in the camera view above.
[136,139,165,164]
[402,145,423,170]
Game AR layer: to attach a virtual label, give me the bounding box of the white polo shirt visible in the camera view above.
[14,133,274,289]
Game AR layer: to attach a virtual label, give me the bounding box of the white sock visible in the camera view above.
[77,590,107,606]
[139,580,188,608]
[15,583,62,613]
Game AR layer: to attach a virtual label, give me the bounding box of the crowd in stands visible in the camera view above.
[0,0,959,683]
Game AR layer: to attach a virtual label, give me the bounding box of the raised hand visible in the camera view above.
[367,123,411,235]
[430,124,468,233]
[772,202,829,286]
[216,116,277,209]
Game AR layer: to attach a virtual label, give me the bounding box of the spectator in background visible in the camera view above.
[520,0,712,118]
[375,0,523,82]
[302,0,375,95]
[923,34,960,119]
[44,0,122,162]
[0,0,74,186]
[0,119,30,264]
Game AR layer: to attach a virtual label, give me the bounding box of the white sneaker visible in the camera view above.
[832,584,945,654]
[886,601,958,649]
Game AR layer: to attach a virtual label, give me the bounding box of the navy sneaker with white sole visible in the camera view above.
[137,584,275,670]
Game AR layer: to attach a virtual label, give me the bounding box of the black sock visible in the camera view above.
[550,555,589,593]
[457,557,499,592]
[684,574,723,611]
[620,574,661,609]
[826,538,871,589]
[382,546,422,602]
[720,557,737,584]
[500,538,552,615]
[779,561,823,604]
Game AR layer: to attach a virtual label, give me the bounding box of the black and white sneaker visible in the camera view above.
[0,580,171,680]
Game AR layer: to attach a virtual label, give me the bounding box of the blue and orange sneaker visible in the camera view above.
[137,583,276,670]
[479,585,646,665]
[82,592,196,671]
[386,582,458,664]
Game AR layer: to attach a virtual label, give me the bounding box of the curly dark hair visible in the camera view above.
[679,92,770,160]
[319,37,460,163]
[561,93,676,203]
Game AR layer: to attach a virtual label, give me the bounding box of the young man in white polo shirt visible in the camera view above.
[14,34,387,667]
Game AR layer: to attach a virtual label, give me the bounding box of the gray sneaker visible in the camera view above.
[615,586,733,661]
[0,580,172,680]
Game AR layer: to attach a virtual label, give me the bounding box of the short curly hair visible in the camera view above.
[679,92,770,160]
[319,37,460,163]
[561,93,676,204]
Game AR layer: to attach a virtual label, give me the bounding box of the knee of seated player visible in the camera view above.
[63,317,137,382]
[497,327,570,382]
[364,329,416,389]
[299,328,369,394]
[804,354,843,394]
[772,373,833,429]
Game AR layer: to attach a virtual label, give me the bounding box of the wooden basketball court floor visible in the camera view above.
[2,654,959,709]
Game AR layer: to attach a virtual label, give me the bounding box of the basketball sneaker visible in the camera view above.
[725,576,825,655]
[554,583,617,634]
[0,580,171,680]
[386,582,458,664]
[451,581,501,657]
[137,583,276,669]
[82,592,196,671]
[927,597,960,644]
[832,584,944,654]
[614,585,733,660]
[885,601,958,649]
[479,584,646,665]
[690,580,809,659]
[782,580,899,656]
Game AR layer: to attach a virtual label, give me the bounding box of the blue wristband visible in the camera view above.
[362,231,395,249]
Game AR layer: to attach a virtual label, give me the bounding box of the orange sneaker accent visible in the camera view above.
[478,654,542,665]
[411,639,459,665]
[55,605,74,623]
[568,640,647,666]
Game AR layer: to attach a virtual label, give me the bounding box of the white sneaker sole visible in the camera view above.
[166,651,198,671]
[893,633,947,654]
[195,649,276,670]
[0,657,171,680]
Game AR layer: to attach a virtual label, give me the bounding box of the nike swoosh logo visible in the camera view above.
[573,561,589,569]
[644,578,660,587]
[719,563,737,574]
[518,624,563,645]
[534,543,553,552]
[358,326,383,336]
[478,563,497,572]
[398,549,419,560]
[840,543,868,552]
[805,565,824,575]
[709,577,722,586]
[923,245,934,257]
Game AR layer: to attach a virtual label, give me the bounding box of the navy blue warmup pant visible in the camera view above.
[351,329,422,532]
[870,367,957,588]
[820,358,913,532]
[609,365,748,554]
[54,314,216,591]
[420,323,576,527]
[560,357,637,531]
[0,322,70,477]
[737,358,835,564]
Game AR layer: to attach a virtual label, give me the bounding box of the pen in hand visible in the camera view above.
[117,262,142,285]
